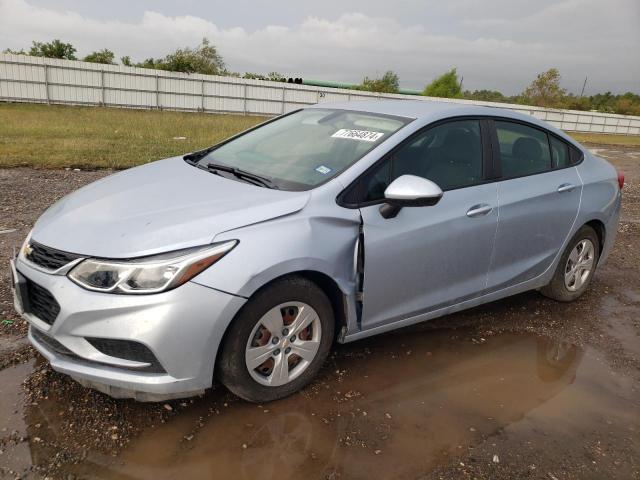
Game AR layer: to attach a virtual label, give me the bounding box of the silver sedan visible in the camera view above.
[11,100,622,402]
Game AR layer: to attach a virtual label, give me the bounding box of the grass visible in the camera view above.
[568,132,640,147]
[0,103,638,169]
[0,103,266,169]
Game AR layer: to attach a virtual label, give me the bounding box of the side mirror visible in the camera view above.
[380,175,443,219]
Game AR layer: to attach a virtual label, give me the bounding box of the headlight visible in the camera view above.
[68,240,237,294]
[18,229,33,260]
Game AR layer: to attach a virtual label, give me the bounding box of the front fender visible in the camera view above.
[191,210,361,330]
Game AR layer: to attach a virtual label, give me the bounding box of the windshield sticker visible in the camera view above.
[331,129,384,142]
[315,165,333,175]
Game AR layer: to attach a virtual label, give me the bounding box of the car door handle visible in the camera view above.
[466,204,493,218]
[557,183,576,193]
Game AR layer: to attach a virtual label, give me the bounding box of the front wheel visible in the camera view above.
[540,225,600,302]
[217,276,334,402]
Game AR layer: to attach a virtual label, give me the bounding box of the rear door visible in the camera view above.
[351,119,499,330]
[485,120,582,292]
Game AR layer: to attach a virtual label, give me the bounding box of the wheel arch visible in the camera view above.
[296,270,350,340]
[213,270,352,376]
[583,219,605,258]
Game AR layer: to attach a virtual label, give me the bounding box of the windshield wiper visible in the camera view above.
[184,148,215,164]
[206,162,278,189]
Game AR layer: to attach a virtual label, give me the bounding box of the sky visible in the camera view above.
[0,0,638,95]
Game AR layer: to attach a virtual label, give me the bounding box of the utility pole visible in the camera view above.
[580,76,588,97]
[459,75,464,92]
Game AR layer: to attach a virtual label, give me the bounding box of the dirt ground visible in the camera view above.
[0,146,639,480]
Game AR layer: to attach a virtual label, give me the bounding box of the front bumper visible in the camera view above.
[12,256,246,401]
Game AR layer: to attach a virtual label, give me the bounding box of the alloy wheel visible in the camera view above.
[564,239,595,292]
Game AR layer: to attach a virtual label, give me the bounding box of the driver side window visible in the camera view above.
[361,120,483,202]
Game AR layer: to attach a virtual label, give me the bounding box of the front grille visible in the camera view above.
[25,279,60,325]
[86,338,166,374]
[31,327,75,356]
[26,241,82,271]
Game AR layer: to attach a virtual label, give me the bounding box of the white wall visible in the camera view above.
[1,53,639,135]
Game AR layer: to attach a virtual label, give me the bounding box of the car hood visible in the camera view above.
[32,157,310,258]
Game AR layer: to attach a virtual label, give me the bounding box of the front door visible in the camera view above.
[356,119,499,330]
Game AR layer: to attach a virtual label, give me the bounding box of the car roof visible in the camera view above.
[307,99,580,148]
[308,99,537,122]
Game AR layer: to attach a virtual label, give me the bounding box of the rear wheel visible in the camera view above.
[217,276,334,402]
[540,225,600,302]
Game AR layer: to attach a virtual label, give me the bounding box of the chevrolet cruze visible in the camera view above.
[11,100,622,402]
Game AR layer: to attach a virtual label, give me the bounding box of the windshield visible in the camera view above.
[197,109,410,190]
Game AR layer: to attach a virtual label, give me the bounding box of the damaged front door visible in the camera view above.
[355,119,499,331]
[359,183,498,330]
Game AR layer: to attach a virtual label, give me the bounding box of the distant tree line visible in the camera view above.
[358,67,640,115]
[3,39,639,115]
[4,38,227,75]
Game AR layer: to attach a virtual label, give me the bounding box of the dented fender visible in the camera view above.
[191,205,363,337]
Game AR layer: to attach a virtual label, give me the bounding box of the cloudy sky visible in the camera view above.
[1,0,638,95]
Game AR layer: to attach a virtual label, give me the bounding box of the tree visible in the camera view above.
[357,70,399,93]
[159,38,225,75]
[120,56,132,66]
[243,72,268,80]
[463,89,509,103]
[29,39,77,60]
[83,49,115,64]
[3,47,27,55]
[423,68,461,98]
[520,68,566,108]
[136,57,160,69]
[243,71,286,81]
[134,38,225,74]
[267,72,285,82]
[614,92,640,116]
[590,91,615,112]
[562,94,591,111]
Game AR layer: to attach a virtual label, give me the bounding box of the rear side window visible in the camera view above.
[358,119,483,202]
[550,136,570,168]
[495,121,551,178]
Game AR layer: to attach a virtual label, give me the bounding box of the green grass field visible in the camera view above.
[0,103,638,169]
[0,103,266,169]
[568,132,640,147]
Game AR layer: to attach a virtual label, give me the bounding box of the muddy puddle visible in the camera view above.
[0,360,34,478]
[3,328,637,480]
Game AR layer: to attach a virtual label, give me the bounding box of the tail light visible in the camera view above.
[617,170,625,190]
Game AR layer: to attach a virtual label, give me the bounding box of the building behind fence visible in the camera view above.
[1,53,639,135]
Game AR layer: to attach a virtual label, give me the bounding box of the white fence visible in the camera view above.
[1,53,639,135]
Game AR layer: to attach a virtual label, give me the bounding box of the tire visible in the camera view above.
[540,225,600,302]
[217,276,334,402]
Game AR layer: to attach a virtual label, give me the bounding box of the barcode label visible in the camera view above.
[331,129,384,142]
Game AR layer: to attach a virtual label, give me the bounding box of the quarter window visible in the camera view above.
[569,144,584,165]
[550,136,570,168]
[495,121,552,178]
[360,120,483,202]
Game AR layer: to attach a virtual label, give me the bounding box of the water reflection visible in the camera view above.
[25,332,585,479]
